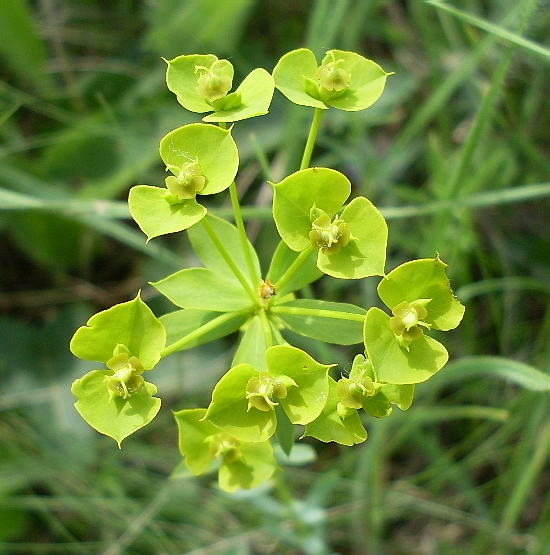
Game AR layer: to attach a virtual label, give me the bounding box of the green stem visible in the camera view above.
[160,309,251,357]
[271,304,366,323]
[200,217,260,307]
[273,245,315,293]
[300,108,325,170]
[229,181,261,287]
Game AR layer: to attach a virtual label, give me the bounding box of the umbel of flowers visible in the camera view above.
[69,49,464,492]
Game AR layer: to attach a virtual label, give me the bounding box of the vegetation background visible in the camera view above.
[0,0,549,553]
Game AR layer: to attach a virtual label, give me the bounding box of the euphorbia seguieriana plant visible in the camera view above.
[70,49,465,492]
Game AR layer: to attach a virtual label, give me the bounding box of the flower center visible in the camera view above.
[245,372,296,412]
[309,213,351,255]
[390,300,432,347]
[195,60,232,103]
[316,54,350,93]
[104,352,145,400]
[165,161,206,200]
[207,432,242,462]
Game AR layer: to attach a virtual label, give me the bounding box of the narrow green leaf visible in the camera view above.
[274,299,365,345]
[232,315,269,369]
[187,213,261,285]
[161,309,249,350]
[70,294,166,369]
[72,370,161,447]
[426,0,550,61]
[435,356,550,391]
[152,268,253,312]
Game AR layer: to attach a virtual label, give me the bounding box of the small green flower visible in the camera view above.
[104,351,145,400]
[206,431,242,463]
[273,48,391,112]
[316,52,351,92]
[165,160,206,200]
[195,60,233,102]
[309,51,351,104]
[69,294,164,445]
[303,376,368,446]
[245,372,296,411]
[205,345,332,442]
[333,354,414,419]
[165,54,274,122]
[309,210,351,255]
[271,168,387,278]
[336,372,375,409]
[389,299,432,348]
[175,408,277,492]
[335,355,376,416]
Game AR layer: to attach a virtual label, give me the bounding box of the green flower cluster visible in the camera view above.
[69,49,464,491]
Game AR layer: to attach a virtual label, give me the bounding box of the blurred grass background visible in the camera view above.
[0,0,549,553]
